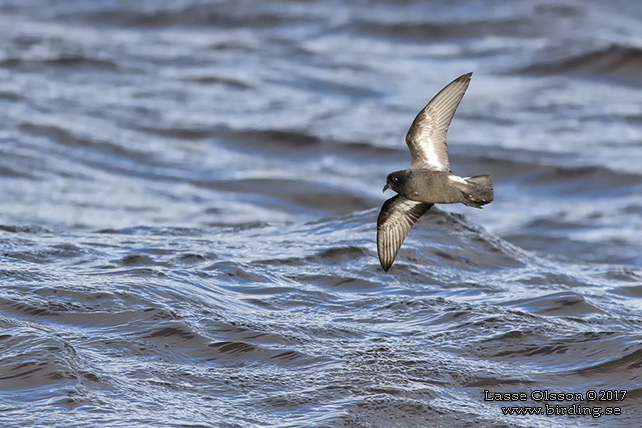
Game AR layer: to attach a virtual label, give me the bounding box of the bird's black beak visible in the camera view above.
[383,183,389,193]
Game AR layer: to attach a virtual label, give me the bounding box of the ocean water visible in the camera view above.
[1,0,641,427]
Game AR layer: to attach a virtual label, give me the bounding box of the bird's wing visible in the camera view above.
[377,195,433,272]
[405,72,472,172]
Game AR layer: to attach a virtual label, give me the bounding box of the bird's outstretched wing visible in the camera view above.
[406,72,472,172]
[377,195,433,272]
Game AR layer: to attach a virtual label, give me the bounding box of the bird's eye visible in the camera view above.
[393,177,399,183]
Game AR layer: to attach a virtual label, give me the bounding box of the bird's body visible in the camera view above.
[386,169,494,207]
[377,73,494,272]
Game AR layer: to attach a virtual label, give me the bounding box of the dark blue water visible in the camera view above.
[1,1,641,427]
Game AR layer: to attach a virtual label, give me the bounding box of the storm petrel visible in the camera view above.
[377,73,493,272]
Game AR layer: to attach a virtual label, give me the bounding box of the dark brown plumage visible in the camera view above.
[377,73,494,272]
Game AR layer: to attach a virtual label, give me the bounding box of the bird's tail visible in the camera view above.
[455,175,494,208]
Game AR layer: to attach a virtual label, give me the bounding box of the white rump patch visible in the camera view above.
[448,175,467,184]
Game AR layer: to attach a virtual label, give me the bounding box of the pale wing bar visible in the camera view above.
[377,195,433,272]
[405,72,472,172]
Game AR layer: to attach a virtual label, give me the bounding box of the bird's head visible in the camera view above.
[383,170,408,193]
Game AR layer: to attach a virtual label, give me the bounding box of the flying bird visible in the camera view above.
[377,73,493,272]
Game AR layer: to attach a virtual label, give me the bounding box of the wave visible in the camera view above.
[0,54,118,71]
[450,143,642,194]
[520,45,642,82]
[352,16,532,41]
[80,3,304,29]
[2,205,640,425]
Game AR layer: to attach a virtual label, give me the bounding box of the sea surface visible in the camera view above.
[1,1,641,427]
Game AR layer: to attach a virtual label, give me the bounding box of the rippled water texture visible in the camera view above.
[1,1,642,427]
